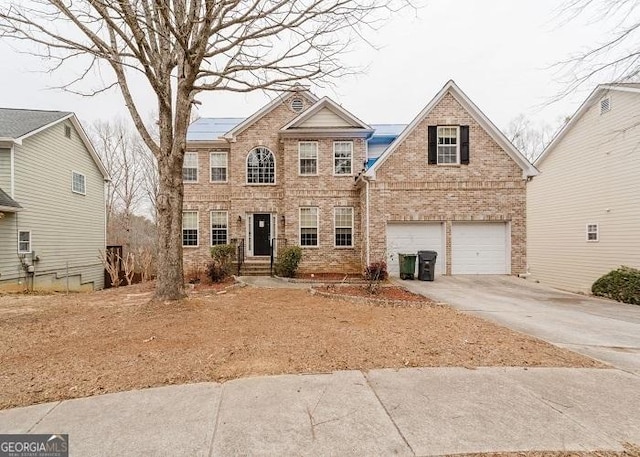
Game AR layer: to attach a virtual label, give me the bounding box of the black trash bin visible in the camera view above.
[417,250,438,281]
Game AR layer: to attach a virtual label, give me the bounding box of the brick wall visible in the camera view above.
[368,92,527,274]
[183,92,365,274]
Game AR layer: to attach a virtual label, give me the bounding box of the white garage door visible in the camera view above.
[386,223,444,277]
[451,222,509,274]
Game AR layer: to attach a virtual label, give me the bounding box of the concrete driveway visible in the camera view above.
[399,276,640,374]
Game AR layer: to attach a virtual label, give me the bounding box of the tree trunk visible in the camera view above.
[154,151,186,300]
[152,85,192,301]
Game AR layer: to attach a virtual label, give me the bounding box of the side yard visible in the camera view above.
[0,282,603,409]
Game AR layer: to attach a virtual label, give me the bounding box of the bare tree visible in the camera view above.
[0,0,407,300]
[556,0,640,96]
[505,114,562,163]
[92,119,147,237]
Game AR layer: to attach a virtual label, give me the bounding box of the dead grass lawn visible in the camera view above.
[0,281,603,409]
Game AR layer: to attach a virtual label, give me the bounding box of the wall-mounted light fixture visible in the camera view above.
[237,215,242,223]
[281,215,286,225]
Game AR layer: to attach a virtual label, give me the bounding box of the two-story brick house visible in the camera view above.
[183,80,538,277]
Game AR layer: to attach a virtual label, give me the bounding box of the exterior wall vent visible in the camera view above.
[600,97,611,115]
[65,125,72,138]
[291,98,304,112]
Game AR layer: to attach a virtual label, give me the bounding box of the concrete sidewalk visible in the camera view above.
[1,367,639,456]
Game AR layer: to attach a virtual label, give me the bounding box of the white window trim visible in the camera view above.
[210,210,229,246]
[18,230,31,254]
[245,146,277,186]
[299,206,320,248]
[209,151,228,183]
[182,210,199,248]
[437,125,460,165]
[183,151,199,183]
[333,141,354,176]
[298,141,319,176]
[71,171,86,195]
[586,223,599,242]
[334,207,354,248]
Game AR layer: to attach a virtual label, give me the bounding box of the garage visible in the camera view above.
[451,222,509,274]
[386,222,444,277]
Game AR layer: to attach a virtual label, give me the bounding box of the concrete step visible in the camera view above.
[234,261,272,276]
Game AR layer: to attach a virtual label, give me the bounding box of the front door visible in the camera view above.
[253,213,271,256]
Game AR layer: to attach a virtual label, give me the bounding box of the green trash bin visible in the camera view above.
[398,253,417,280]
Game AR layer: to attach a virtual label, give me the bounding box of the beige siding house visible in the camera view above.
[0,109,109,291]
[183,81,537,276]
[528,84,640,292]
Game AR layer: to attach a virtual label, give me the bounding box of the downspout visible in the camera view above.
[10,144,15,197]
[365,177,370,266]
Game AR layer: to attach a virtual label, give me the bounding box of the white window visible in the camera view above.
[182,211,198,246]
[586,223,599,242]
[18,231,31,253]
[437,126,459,164]
[600,97,611,115]
[334,207,354,247]
[299,207,319,247]
[72,171,86,195]
[211,211,228,246]
[210,152,228,182]
[183,152,198,182]
[299,142,318,175]
[246,147,275,184]
[333,141,353,175]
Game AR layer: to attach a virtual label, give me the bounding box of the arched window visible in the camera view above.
[246,147,275,184]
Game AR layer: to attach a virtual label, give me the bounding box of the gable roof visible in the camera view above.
[535,83,640,167]
[224,89,319,140]
[0,187,22,212]
[365,80,538,178]
[280,96,373,134]
[0,108,110,181]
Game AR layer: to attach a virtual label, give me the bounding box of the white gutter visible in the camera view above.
[10,144,15,197]
[365,178,370,266]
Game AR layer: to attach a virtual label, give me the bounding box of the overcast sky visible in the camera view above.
[0,0,620,132]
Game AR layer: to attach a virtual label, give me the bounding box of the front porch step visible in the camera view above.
[234,261,272,276]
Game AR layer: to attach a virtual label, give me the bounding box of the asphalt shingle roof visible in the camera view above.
[0,108,71,139]
[0,187,21,210]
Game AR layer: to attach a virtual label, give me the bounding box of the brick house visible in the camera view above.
[183,80,538,277]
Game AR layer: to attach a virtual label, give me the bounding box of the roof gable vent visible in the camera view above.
[600,97,611,115]
[291,97,304,112]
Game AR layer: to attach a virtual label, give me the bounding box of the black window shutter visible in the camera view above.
[460,125,470,165]
[428,126,437,164]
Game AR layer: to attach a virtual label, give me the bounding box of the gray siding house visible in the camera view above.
[0,108,109,291]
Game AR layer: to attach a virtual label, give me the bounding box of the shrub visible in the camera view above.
[591,266,640,305]
[275,246,303,278]
[364,261,388,281]
[208,244,236,282]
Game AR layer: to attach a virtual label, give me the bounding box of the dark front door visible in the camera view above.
[253,214,271,256]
